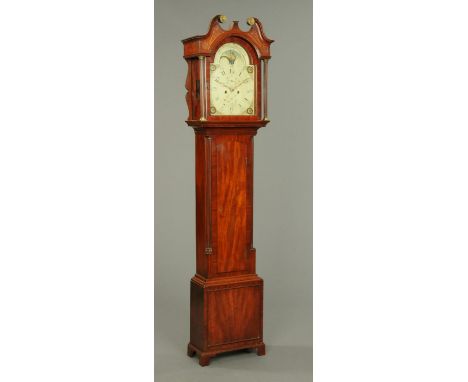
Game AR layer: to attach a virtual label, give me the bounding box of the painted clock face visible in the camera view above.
[209,42,255,116]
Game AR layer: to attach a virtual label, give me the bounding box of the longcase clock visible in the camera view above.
[182,15,273,366]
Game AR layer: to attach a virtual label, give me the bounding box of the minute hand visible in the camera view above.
[232,78,250,90]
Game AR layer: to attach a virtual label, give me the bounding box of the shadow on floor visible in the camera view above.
[207,344,312,372]
[156,344,312,382]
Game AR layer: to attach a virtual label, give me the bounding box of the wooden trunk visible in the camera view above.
[187,128,265,366]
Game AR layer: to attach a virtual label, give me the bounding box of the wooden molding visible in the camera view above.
[182,15,273,59]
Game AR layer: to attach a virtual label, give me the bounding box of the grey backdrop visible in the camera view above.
[155,1,312,380]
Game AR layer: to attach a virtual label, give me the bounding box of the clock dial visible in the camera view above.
[209,43,255,116]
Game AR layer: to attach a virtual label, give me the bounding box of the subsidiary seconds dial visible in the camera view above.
[209,42,255,116]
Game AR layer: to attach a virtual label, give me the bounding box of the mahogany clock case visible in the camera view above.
[183,15,272,366]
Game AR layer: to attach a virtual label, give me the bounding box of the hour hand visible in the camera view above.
[233,78,249,90]
[215,79,233,92]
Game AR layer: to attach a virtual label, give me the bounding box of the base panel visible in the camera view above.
[189,274,264,366]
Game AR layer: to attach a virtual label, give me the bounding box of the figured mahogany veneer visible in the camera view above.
[182,15,272,366]
[188,274,265,366]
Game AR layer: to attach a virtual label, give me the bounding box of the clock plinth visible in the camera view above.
[188,274,265,366]
[182,15,273,366]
